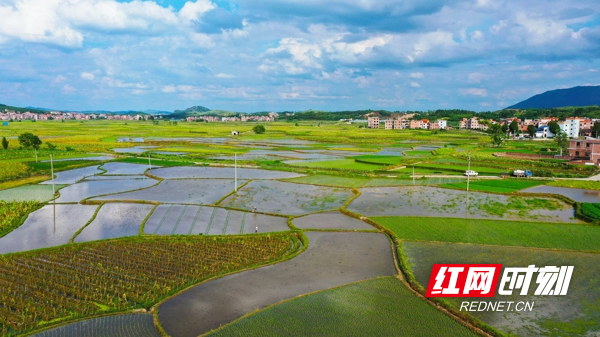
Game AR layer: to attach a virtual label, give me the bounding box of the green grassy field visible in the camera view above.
[441,179,545,193]
[547,180,600,190]
[352,155,404,165]
[373,216,600,251]
[209,277,478,337]
[414,163,505,175]
[115,157,193,167]
[286,159,383,171]
[403,241,600,337]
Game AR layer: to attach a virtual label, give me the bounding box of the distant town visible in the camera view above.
[366,115,596,139]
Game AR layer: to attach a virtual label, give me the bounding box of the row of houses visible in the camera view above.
[367,116,448,130]
[0,110,155,121]
[458,116,597,139]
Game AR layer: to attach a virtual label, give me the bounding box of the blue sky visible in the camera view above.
[0,0,599,112]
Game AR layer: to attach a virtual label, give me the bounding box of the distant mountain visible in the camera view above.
[507,86,600,109]
[171,106,244,118]
[0,104,50,114]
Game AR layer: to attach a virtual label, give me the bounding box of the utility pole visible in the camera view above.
[50,154,55,197]
[148,153,151,170]
[466,152,471,192]
[412,166,415,185]
[35,148,38,162]
[234,152,238,192]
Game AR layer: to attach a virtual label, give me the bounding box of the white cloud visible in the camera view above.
[179,0,215,23]
[80,72,95,80]
[53,75,67,83]
[410,72,424,79]
[162,85,177,93]
[62,84,76,93]
[461,88,488,97]
[410,82,421,87]
[215,73,235,78]
[467,72,489,83]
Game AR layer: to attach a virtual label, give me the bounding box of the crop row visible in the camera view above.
[0,200,41,237]
[0,234,298,336]
[580,203,600,221]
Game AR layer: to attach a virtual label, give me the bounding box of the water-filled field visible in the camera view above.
[210,277,478,337]
[147,166,303,179]
[33,314,160,337]
[99,162,157,175]
[349,186,577,222]
[92,179,240,204]
[292,211,374,230]
[0,184,65,202]
[55,179,157,203]
[40,165,103,184]
[0,204,98,254]
[73,203,154,242]
[403,241,600,337]
[144,205,289,235]
[522,185,600,203]
[221,180,353,215]
[159,232,396,337]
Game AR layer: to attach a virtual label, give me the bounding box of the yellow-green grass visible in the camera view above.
[373,216,600,252]
[547,180,600,191]
[0,176,51,191]
[352,155,404,165]
[209,277,478,337]
[115,157,193,167]
[286,159,383,171]
[414,163,505,174]
[441,179,545,193]
[0,200,42,238]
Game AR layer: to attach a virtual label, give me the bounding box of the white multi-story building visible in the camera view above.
[559,119,580,138]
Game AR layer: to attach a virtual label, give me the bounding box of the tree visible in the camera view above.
[253,125,266,134]
[509,119,519,135]
[488,124,506,147]
[554,131,569,156]
[592,121,600,138]
[501,123,508,134]
[18,132,42,150]
[527,125,536,138]
[548,121,560,135]
[1,136,8,150]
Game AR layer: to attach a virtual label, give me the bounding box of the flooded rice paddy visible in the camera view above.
[100,162,158,175]
[221,180,353,215]
[0,204,98,254]
[144,205,289,235]
[522,185,600,203]
[40,165,103,184]
[55,179,157,203]
[92,179,240,204]
[292,211,375,230]
[348,186,578,222]
[0,184,65,202]
[33,313,160,337]
[158,231,396,337]
[147,166,303,179]
[73,203,154,242]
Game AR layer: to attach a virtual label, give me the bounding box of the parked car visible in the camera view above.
[464,170,478,176]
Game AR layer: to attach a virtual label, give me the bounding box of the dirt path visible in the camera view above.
[158,231,396,337]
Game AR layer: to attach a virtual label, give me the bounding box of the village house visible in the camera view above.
[569,138,600,165]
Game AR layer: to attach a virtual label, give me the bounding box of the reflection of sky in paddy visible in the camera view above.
[55,179,157,202]
[41,155,114,162]
[100,162,159,175]
[147,166,303,179]
[522,185,600,203]
[113,146,158,153]
[40,165,102,185]
[74,203,154,242]
[0,204,98,254]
